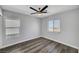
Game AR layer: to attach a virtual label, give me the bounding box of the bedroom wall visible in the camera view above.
[1,10,40,48]
[41,8,79,49]
[0,16,2,46]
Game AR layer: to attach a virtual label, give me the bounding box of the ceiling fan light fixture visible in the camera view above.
[37,13,42,16]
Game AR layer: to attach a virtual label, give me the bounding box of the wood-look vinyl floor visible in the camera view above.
[0,37,78,53]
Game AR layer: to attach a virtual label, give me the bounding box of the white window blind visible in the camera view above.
[5,19,20,35]
[5,19,20,27]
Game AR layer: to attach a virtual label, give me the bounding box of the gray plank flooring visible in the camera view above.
[0,37,78,53]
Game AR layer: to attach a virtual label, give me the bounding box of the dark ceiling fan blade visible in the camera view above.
[40,5,48,12]
[30,7,38,12]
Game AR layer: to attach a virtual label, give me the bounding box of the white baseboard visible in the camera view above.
[42,36,79,49]
[0,36,40,49]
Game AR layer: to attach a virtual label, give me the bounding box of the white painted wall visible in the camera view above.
[0,16,2,46]
[0,8,2,46]
[1,10,40,48]
[41,9,79,49]
[20,14,41,41]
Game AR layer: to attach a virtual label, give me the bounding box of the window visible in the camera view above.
[5,19,20,36]
[48,18,60,32]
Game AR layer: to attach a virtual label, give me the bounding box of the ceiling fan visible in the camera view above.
[29,5,48,15]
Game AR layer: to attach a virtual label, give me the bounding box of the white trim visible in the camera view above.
[0,36,40,49]
[42,36,79,49]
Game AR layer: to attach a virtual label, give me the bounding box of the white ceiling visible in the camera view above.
[1,5,79,18]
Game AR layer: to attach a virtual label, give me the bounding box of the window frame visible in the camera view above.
[48,17,60,32]
[5,19,20,36]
